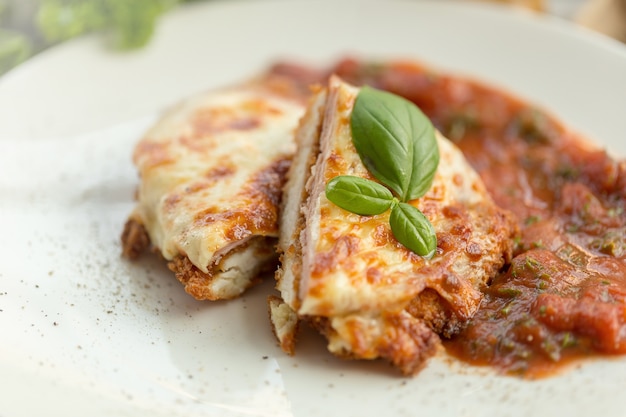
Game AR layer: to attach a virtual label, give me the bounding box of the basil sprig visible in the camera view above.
[324,86,439,259]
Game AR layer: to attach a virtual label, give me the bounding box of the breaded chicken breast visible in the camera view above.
[271,77,517,374]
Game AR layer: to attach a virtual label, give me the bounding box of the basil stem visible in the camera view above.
[325,175,394,216]
[351,86,439,201]
[389,202,437,259]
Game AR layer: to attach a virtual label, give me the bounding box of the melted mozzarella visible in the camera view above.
[127,77,306,299]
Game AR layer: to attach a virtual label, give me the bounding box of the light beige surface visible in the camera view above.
[472,0,626,40]
[576,0,626,41]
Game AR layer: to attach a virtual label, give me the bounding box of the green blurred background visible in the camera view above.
[0,0,203,76]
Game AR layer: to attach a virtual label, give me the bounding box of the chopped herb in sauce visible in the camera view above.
[591,229,625,257]
[510,108,554,145]
[524,215,541,225]
[442,111,480,142]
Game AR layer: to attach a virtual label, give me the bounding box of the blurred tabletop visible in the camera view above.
[0,0,625,78]
[505,0,626,40]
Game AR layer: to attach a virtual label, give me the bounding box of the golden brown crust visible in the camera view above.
[407,289,459,338]
[167,237,276,300]
[167,256,223,300]
[267,295,299,355]
[309,313,441,376]
[121,219,150,260]
[377,313,441,376]
[122,215,243,301]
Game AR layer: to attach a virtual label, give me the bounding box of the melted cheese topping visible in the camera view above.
[131,79,305,274]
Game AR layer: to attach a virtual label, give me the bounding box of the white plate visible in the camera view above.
[1,1,625,416]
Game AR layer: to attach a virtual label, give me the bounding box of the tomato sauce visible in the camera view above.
[324,58,626,377]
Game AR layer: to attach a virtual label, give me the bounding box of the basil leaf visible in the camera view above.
[405,111,439,201]
[389,202,437,259]
[351,86,439,201]
[325,175,394,216]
